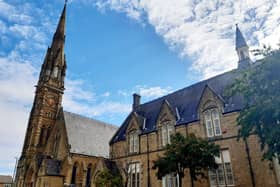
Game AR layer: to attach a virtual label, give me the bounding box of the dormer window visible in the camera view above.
[161,123,174,146]
[129,131,139,153]
[204,108,222,138]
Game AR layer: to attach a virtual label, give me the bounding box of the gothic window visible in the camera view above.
[162,173,178,187]
[53,133,60,157]
[128,163,140,187]
[204,108,222,138]
[209,150,234,187]
[52,66,59,78]
[71,163,78,185]
[161,123,174,146]
[240,51,245,60]
[128,131,139,153]
[39,128,45,146]
[86,164,92,187]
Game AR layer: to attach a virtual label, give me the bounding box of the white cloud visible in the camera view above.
[63,79,130,117]
[91,0,280,78]
[117,85,173,103]
[102,92,111,97]
[0,57,36,175]
[136,85,172,98]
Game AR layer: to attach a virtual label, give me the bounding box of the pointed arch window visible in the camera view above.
[53,133,60,157]
[71,163,78,186]
[86,164,92,187]
[204,108,222,138]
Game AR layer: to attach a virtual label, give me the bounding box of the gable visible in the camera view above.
[156,100,176,127]
[43,112,68,160]
[126,113,140,134]
[198,85,225,116]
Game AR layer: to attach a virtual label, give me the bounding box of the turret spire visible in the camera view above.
[53,2,66,42]
[235,24,251,69]
[39,3,67,88]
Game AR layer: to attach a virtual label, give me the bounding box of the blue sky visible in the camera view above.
[0,0,280,175]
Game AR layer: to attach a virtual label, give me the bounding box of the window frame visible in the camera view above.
[161,123,175,146]
[128,131,139,154]
[204,108,222,138]
[209,150,234,187]
[128,162,140,187]
[162,173,178,187]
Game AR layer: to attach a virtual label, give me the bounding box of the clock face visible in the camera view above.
[45,95,56,106]
[47,98,55,106]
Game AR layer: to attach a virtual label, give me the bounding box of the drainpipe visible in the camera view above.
[245,139,256,187]
[147,134,151,187]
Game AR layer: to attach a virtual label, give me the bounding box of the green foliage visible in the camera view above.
[95,168,123,187]
[226,48,280,161]
[152,133,220,187]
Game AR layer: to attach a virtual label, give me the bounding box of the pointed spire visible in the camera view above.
[54,2,67,41]
[38,3,67,88]
[235,24,252,69]
[235,24,248,50]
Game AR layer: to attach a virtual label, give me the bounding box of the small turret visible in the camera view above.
[235,24,252,69]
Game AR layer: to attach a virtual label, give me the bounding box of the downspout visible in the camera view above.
[245,139,256,187]
[147,134,151,187]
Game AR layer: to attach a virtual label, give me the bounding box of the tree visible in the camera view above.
[226,48,280,161]
[95,168,123,187]
[152,133,220,187]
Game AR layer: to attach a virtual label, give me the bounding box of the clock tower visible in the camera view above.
[20,2,67,160]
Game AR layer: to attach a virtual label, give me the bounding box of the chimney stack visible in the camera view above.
[133,93,141,110]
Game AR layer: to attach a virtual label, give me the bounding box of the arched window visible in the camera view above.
[39,127,45,146]
[86,164,92,187]
[71,163,78,185]
[204,108,222,138]
[53,133,60,157]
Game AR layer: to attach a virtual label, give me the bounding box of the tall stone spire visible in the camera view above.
[235,24,251,69]
[21,3,67,157]
[39,2,67,89]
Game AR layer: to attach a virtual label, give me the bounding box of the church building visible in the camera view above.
[15,2,280,187]
[14,4,118,187]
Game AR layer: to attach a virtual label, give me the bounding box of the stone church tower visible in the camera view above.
[15,3,118,187]
[15,3,67,186]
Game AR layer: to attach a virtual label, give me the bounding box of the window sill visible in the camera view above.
[207,135,223,141]
[128,152,139,156]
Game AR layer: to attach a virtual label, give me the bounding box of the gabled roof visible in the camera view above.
[110,69,244,144]
[63,111,118,158]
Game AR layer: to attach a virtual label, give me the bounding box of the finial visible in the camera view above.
[65,0,68,5]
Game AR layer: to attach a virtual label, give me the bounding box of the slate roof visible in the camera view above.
[0,175,13,184]
[63,111,118,158]
[110,69,244,144]
[236,25,248,49]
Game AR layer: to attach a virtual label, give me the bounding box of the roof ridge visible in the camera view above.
[136,69,237,109]
[63,111,118,128]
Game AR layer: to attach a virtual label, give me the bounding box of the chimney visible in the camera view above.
[132,93,141,110]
